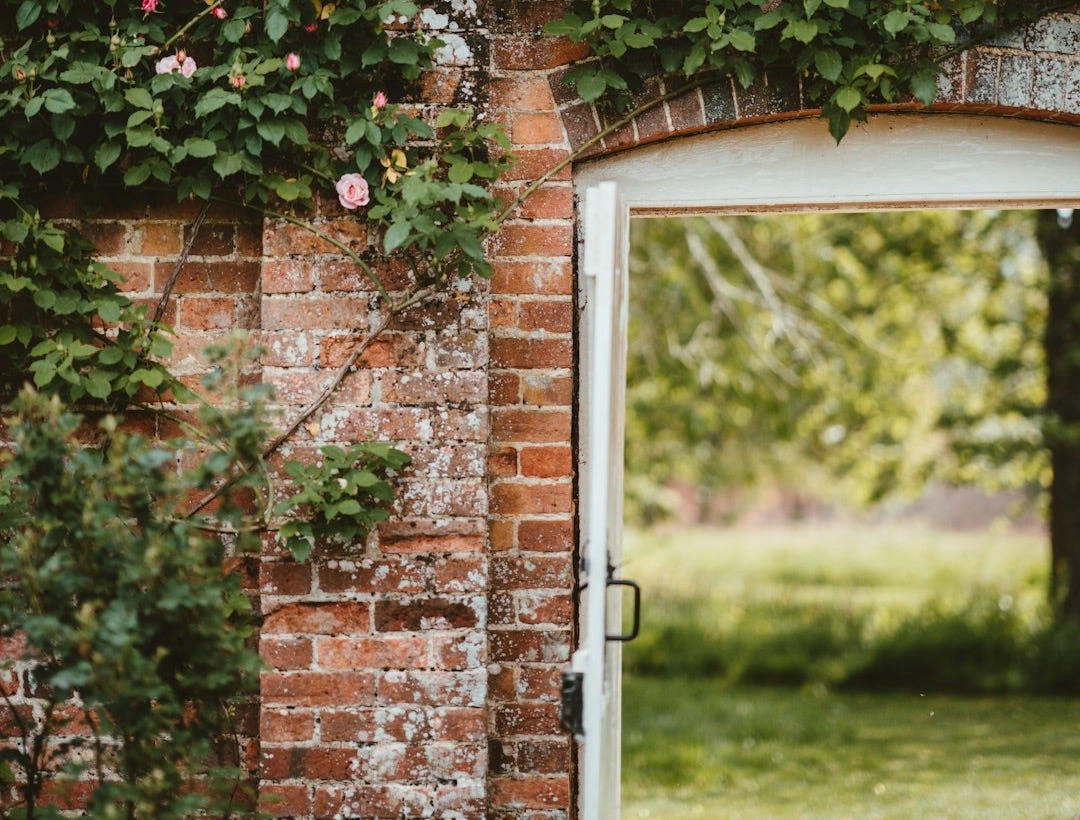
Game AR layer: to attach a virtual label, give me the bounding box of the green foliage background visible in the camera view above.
[625,211,1048,520]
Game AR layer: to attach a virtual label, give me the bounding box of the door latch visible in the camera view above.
[560,669,585,735]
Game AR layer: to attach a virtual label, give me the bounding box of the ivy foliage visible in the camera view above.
[547,0,1055,141]
[0,388,263,819]
[0,0,511,412]
[0,192,178,405]
[275,441,411,561]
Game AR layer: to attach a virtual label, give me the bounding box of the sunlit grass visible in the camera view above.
[621,523,1080,817]
[623,677,1080,819]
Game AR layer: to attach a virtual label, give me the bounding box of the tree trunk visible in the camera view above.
[1037,209,1080,619]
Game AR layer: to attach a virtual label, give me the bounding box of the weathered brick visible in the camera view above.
[261,709,316,743]
[260,784,312,818]
[374,597,482,631]
[490,338,573,369]
[516,593,573,626]
[184,222,235,256]
[260,562,313,596]
[318,558,430,595]
[136,221,183,256]
[492,556,571,591]
[490,223,573,258]
[378,670,486,707]
[261,637,314,671]
[262,295,371,330]
[260,747,358,781]
[261,671,377,707]
[491,77,557,112]
[491,259,573,295]
[489,629,571,664]
[521,372,573,406]
[316,635,429,670]
[519,445,572,478]
[495,702,561,737]
[490,481,572,515]
[171,260,260,294]
[518,519,573,552]
[263,602,371,635]
[489,775,570,810]
[493,35,589,71]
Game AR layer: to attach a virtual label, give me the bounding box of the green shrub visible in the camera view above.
[0,388,263,818]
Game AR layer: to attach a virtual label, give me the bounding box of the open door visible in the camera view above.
[564,181,633,819]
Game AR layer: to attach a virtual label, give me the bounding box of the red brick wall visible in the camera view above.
[4,4,1080,818]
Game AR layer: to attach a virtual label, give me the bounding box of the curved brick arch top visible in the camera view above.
[550,9,1080,161]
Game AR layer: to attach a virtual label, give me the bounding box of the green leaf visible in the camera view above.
[93,142,122,172]
[24,139,61,174]
[815,49,843,82]
[684,17,709,33]
[926,22,956,43]
[0,326,16,345]
[910,70,939,106]
[184,138,217,158]
[43,89,76,115]
[576,71,607,102]
[125,88,154,111]
[835,86,862,113]
[84,375,112,400]
[60,63,100,84]
[448,162,474,183]
[98,346,124,365]
[336,499,362,515]
[123,163,153,187]
[2,221,29,243]
[257,120,286,146]
[265,8,289,41]
[826,106,851,142]
[96,300,122,324]
[823,0,849,6]
[726,29,755,52]
[883,9,910,34]
[213,153,243,178]
[15,1,40,30]
[383,221,411,253]
[784,20,819,44]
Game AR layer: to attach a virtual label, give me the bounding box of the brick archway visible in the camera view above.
[548,16,1080,161]
[474,9,1080,818]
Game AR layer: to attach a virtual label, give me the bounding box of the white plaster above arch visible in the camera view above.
[573,114,1080,214]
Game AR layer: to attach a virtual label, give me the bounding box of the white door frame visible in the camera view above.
[572,113,1080,820]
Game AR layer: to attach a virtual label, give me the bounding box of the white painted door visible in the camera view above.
[575,180,630,820]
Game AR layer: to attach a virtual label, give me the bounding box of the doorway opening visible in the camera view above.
[572,114,1080,820]
[619,208,1080,819]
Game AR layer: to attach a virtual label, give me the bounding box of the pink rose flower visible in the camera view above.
[141,0,158,13]
[155,55,179,74]
[373,91,388,109]
[231,74,245,88]
[285,52,301,71]
[212,6,227,19]
[335,173,370,210]
[180,56,197,78]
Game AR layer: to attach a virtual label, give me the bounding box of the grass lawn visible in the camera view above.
[620,523,1080,818]
[623,677,1080,819]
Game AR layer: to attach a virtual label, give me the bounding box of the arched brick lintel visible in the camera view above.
[551,24,1080,161]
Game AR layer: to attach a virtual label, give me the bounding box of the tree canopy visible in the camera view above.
[625,210,1049,520]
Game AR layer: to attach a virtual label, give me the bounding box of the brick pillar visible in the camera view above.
[486,4,583,814]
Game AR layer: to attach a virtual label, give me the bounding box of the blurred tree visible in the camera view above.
[626,210,1047,525]
[1036,210,1080,617]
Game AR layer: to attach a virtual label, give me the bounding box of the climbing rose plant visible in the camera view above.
[547,0,1065,141]
[0,0,511,815]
